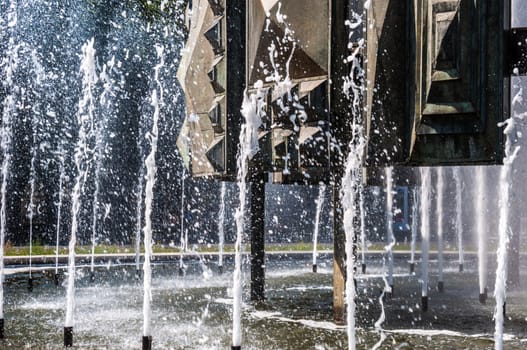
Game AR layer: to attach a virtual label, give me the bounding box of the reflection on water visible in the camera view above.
[2,255,527,349]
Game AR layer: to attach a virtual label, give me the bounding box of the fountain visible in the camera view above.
[359,181,367,274]
[64,37,98,347]
[385,167,395,296]
[142,43,165,350]
[179,170,186,275]
[0,1,525,350]
[420,167,431,312]
[453,167,464,272]
[312,183,326,273]
[218,182,226,274]
[232,81,265,349]
[54,142,65,286]
[475,166,488,304]
[0,0,18,337]
[494,69,524,350]
[409,186,419,274]
[436,167,444,292]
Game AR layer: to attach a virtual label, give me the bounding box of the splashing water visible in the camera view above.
[420,168,431,305]
[494,74,524,350]
[27,50,46,281]
[218,182,226,270]
[312,183,326,271]
[385,167,395,292]
[232,80,265,348]
[143,44,164,339]
[90,58,115,276]
[475,166,487,298]
[453,167,464,271]
[436,167,444,289]
[65,38,98,329]
[340,6,367,349]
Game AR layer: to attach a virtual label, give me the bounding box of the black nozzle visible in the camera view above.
[437,281,444,293]
[409,262,415,274]
[361,263,366,274]
[421,296,428,312]
[218,265,224,274]
[459,263,464,272]
[479,288,488,304]
[28,277,33,292]
[312,264,317,273]
[54,273,60,287]
[64,327,73,347]
[90,272,95,283]
[142,336,152,350]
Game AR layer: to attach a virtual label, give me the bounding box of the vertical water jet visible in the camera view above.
[0,0,18,336]
[65,38,98,348]
[436,167,444,292]
[312,183,326,273]
[231,81,265,350]
[453,167,464,272]
[420,167,431,311]
[494,72,523,350]
[409,187,419,274]
[218,182,226,274]
[142,44,164,350]
[475,166,487,304]
[54,143,65,286]
[385,167,395,296]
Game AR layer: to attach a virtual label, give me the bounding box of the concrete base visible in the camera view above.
[421,296,428,312]
[479,288,488,304]
[312,264,317,273]
[459,263,464,272]
[409,262,415,274]
[64,327,73,347]
[361,263,366,274]
[437,281,444,293]
[142,336,152,350]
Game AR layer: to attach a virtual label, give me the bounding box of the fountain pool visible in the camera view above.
[1,253,526,349]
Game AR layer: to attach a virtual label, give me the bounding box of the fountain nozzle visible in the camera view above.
[361,263,366,274]
[142,336,152,350]
[54,273,60,286]
[28,277,33,292]
[231,346,241,350]
[479,288,488,304]
[64,326,73,347]
[437,281,444,293]
[409,262,415,274]
[459,263,464,272]
[0,318,4,339]
[90,272,95,283]
[421,296,428,312]
[219,265,224,274]
[312,264,317,273]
